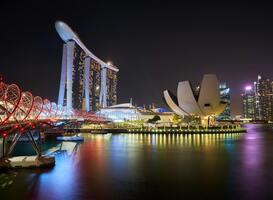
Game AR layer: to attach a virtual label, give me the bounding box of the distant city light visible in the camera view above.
[245,85,252,91]
[107,61,112,66]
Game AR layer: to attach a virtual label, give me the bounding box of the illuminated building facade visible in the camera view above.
[217,83,231,120]
[97,103,140,122]
[106,69,118,106]
[254,75,273,121]
[71,42,85,110]
[163,74,226,126]
[88,59,102,111]
[97,103,173,123]
[242,86,255,119]
[56,21,119,112]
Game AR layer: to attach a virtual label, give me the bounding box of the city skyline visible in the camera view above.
[1,1,273,116]
[242,75,273,121]
[2,2,273,199]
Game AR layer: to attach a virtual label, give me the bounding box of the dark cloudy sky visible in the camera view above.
[1,0,273,116]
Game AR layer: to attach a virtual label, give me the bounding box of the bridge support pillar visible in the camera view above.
[27,131,41,157]
[3,131,42,158]
[0,137,5,158]
[6,133,21,157]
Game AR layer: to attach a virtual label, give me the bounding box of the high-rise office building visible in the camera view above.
[218,83,231,120]
[55,21,119,112]
[254,75,273,121]
[242,85,255,119]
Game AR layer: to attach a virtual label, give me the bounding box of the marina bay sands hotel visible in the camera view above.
[55,21,118,112]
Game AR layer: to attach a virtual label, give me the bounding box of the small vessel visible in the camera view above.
[90,130,108,134]
[56,135,84,142]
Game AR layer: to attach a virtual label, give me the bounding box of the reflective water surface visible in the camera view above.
[1,124,273,200]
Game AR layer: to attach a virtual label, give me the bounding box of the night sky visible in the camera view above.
[1,1,273,116]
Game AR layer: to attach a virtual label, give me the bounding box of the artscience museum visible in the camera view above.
[163,74,226,126]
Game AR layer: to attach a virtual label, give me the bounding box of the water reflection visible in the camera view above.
[83,133,243,149]
[2,125,273,199]
[44,141,81,157]
[235,124,270,199]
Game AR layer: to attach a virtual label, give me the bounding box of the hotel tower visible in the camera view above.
[55,21,118,112]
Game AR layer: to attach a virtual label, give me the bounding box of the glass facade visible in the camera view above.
[218,83,231,120]
[71,42,85,110]
[242,87,255,119]
[58,41,118,112]
[98,108,140,122]
[89,59,102,111]
[106,69,117,106]
[254,75,273,121]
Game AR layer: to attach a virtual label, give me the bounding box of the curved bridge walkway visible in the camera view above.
[0,79,108,162]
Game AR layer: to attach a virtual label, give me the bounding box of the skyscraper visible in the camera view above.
[217,82,231,120]
[254,75,273,121]
[242,85,255,119]
[55,21,119,112]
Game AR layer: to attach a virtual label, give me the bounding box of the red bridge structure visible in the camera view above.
[0,78,109,168]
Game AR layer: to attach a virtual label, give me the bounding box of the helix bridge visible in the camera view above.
[0,79,109,167]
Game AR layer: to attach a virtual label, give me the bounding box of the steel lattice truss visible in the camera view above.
[0,80,110,137]
[0,81,60,136]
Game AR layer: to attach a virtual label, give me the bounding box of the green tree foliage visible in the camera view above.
[172,115,181,124]
[147,115,161,124]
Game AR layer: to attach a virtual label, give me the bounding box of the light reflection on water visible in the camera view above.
[83,132,242,148]
[1,124,273,200]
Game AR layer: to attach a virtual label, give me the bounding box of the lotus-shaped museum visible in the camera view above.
[163,74,226,125]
